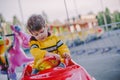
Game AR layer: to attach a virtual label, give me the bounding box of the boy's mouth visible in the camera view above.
[40,37,45,40]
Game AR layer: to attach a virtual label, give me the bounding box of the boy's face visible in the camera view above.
[31,27,48,41]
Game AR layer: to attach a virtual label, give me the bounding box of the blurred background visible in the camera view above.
[0,0,120,80]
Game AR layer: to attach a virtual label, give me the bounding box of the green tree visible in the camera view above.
[42,11,49,23]
[96,12,104,26]
[112,11,120,28]
[112,11,120,22]
[13,15,21,25]
[0,13,5,23]
[105,8,112,24]
[96,8,112,30]
[6,22,12,34]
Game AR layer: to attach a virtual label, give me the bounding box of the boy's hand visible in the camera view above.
[62,53,71,66]
[45,52,60,61]
[35,59,43,69]
[63,53,71,60]
[36,53,61,70]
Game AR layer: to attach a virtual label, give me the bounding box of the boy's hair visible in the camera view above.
[27,14,45,32]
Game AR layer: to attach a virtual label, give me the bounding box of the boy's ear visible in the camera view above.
[45,24,49,30]
[29,30,33,35]
[45,24,48,28]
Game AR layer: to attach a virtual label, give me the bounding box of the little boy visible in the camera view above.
[26,14,71,73]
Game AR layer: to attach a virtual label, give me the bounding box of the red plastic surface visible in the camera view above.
[21,59,93,80]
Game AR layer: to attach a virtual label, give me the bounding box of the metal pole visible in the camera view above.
[100,0,108,31]
[64,0,70,23]
[18,0,24,30]
[73,0,78,18]
[119,0,120,11]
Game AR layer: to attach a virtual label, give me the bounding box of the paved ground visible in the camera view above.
[0,29,120,80]
[72,53,120,80]
[70,29,120,80]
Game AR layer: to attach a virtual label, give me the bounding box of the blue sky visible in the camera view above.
[0,0,120,23]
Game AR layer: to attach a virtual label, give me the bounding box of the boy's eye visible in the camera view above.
[34,30,44,36]
[35,33,39,36]
[40,30,44,33]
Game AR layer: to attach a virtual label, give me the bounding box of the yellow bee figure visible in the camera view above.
[0,36,9,65]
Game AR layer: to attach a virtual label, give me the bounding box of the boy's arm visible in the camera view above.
[29,41,47,68]
[30,41,46,59]
[55,36,71,59]
[58,43,71,60]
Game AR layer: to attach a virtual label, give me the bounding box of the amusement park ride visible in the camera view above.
[0,25,96,80]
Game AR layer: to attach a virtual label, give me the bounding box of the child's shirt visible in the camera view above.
[29,34,70,69]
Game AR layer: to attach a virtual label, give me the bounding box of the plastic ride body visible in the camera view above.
[21,57,94,80]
